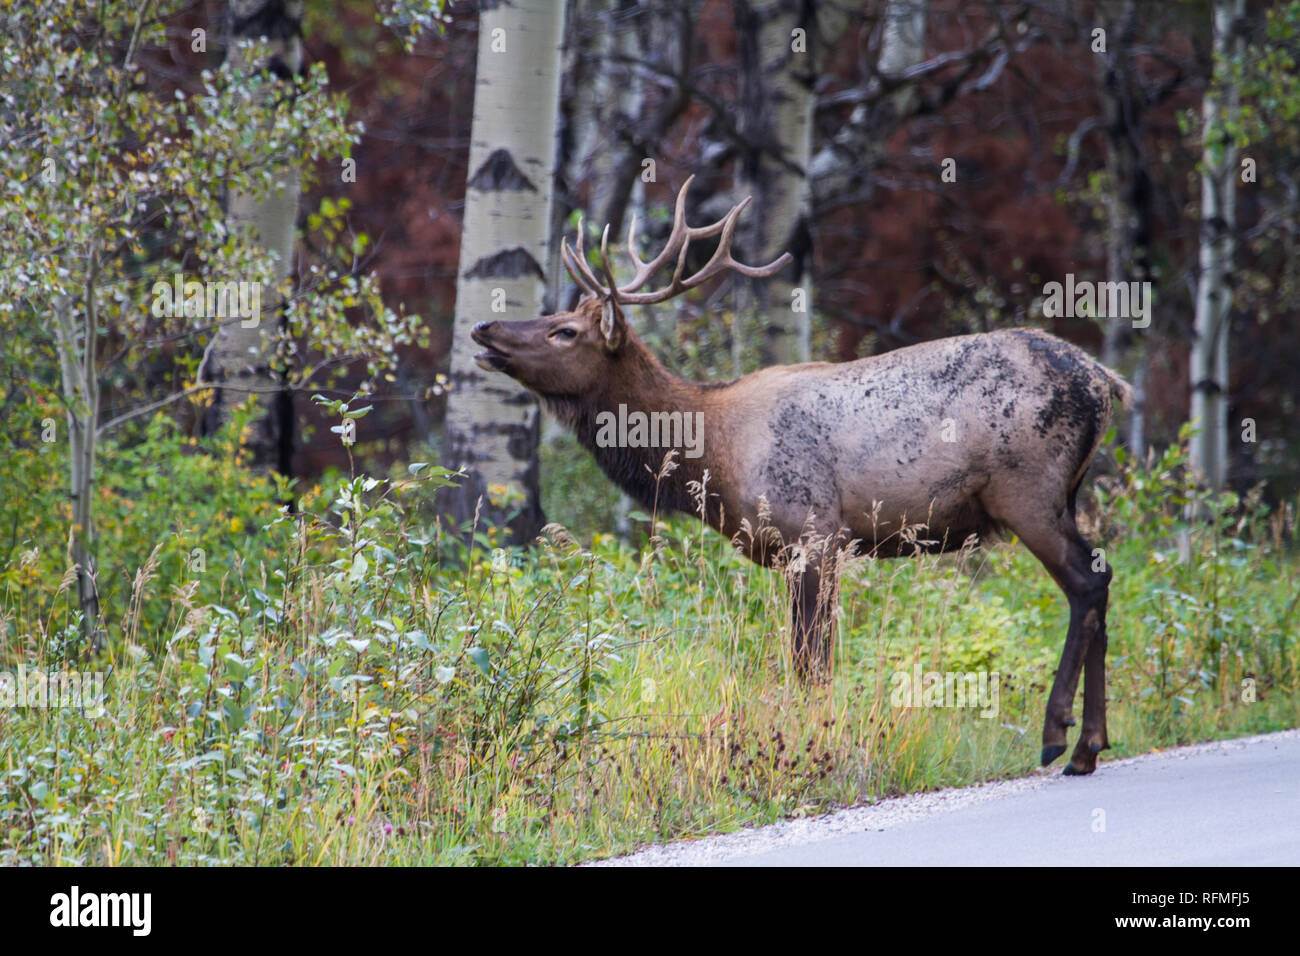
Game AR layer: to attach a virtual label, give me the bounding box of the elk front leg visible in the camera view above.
[789,566,832,681]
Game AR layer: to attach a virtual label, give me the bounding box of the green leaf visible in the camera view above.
[224,702,246,732]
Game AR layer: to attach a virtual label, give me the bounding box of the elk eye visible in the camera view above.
[552,327,578,341]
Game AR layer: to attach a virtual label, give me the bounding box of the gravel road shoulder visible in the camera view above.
[590,728,1300,866]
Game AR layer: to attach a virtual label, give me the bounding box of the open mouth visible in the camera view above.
[471,327,510,371]
[474,346,510,371]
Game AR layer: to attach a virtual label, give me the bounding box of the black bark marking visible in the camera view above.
[463,247,546,281]
[468,148,538,192]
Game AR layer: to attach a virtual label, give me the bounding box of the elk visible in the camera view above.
[471,177,1132,775]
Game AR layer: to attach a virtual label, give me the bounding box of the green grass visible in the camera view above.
[1,424,1297,865]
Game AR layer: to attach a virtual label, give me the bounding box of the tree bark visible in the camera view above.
[808,0,928,203]
[1098,0,1153,454]
[53,285,103,654]
[731,0,811,368]
[1189,0,1243,492]
[553,0,657,309]
[204,0,304,476]
[728,0,855,371]
[441,0,567,543]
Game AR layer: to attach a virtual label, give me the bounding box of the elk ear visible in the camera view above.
[599,297,625,352]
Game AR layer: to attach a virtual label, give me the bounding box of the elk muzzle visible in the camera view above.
[471,321,510,372]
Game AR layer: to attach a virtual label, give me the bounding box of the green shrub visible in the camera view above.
[1,425,1296,864]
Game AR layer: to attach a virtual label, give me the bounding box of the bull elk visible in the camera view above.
[471,176,1132,775]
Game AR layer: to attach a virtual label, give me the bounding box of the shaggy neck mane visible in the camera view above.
[540,335,723,518]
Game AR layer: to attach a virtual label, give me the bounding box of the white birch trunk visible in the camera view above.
[52,286,103,652]
[1189,0,1243,492]
[206,0,304,470]
[442,0,567,540]
[807,0,927,196]
[1098,0,1147,456]
[734,0,854,370]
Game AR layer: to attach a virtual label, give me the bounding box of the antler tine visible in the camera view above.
[570,175,792,305]
[560,212,595,294]
[619,210,657,293]
[724,249,793,279]
[659,200,746,294]
[701,198,793,280]
[614,193,794,305]
[565,216,612,297]
[625,211,646,275]
[598,223,620,292]
[693,200,746,282]
[561,236,600,297]
[615,175,698,294]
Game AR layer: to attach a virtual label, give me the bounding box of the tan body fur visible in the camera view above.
[471,196,1130,775]
[672,328,1127,562]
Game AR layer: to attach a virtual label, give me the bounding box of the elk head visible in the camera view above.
[470,175,792,400]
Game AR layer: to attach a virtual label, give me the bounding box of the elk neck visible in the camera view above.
[543,335,732,521]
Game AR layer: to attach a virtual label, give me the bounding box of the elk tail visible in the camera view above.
[1101,363,1134,410]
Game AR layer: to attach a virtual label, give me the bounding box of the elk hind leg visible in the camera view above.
[1065,548,1111,774]
[1002,510,1109,771]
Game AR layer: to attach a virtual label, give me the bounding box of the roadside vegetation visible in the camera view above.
[2,400,1296,865]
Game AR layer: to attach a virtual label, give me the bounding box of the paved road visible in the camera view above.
[599,729,1300,866]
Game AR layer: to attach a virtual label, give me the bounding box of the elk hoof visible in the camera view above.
[1062,762,1093,776]
[1040,744,1067,766]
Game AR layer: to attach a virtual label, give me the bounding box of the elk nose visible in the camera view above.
[471,321,496,344]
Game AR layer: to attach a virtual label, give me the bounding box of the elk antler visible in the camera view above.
[560,175,793,306]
